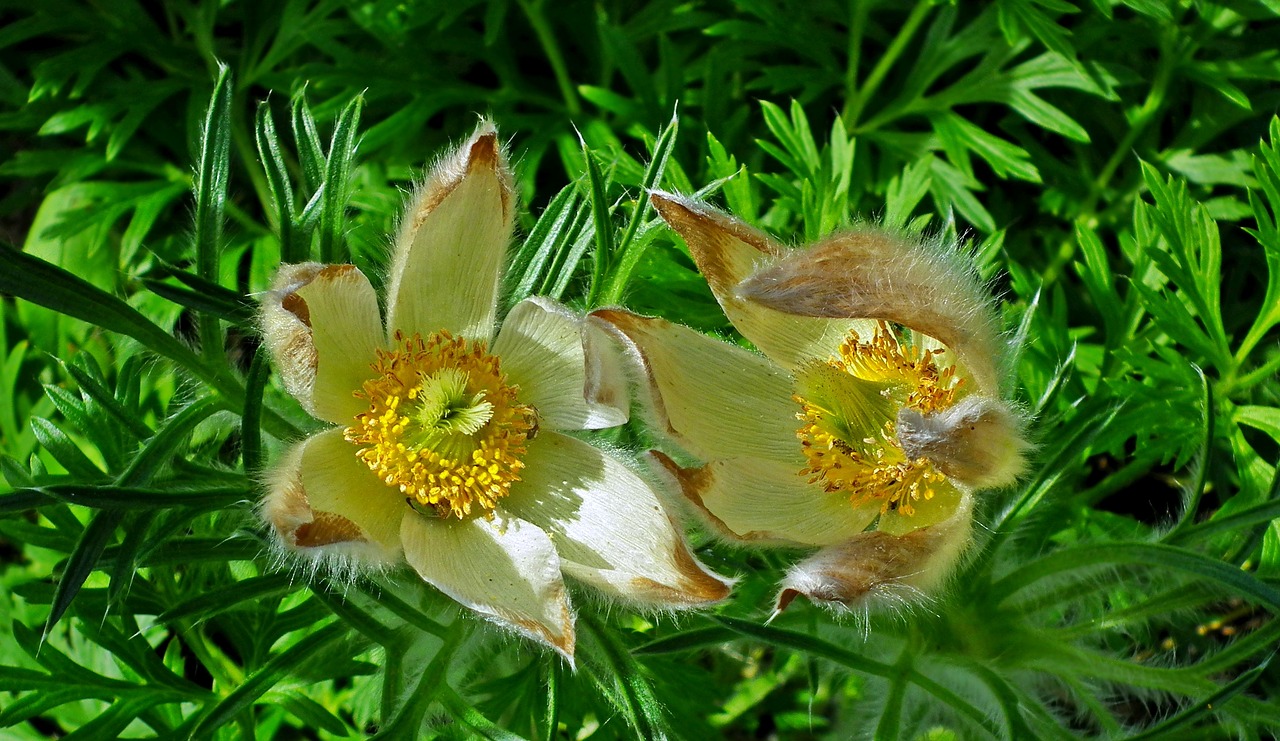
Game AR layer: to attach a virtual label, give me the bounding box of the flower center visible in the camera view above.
[794,322,960,516]
[345,330,535,519]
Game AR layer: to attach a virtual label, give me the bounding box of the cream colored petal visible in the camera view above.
[592,309,800,465]
[260,432,401,565]
[647,451,878,547]
[260,263,384,424]
[650,191,872,369]
[386,122,515,344]
[736,227,1007,396]
[298,428,405,554]
[503,432,731,607]
[401,510,574,660]
[775,491,974,614]
[875,476,965,536]
[492,297,628,432]
[895,396,1031,491]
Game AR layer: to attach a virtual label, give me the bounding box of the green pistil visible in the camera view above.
[408,368,493,460]
[795,361,898,455]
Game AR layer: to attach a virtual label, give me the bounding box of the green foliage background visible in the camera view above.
[2,0,1280,738]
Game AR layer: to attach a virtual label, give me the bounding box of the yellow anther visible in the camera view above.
[794,323,961,517]
[344,330,534,519]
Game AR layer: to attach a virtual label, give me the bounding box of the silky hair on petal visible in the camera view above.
[737,226,1008,397]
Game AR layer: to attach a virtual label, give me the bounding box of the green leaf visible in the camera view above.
[714,617,1001,737]
[255,100,301,262]
[62,694,162,741]
[192,64,232,368]
[929,156,996,232]
[140,278,255,328]
[1007,87,1090,142]
[636,626,737,654]
[706,131,755,221]
[318,93,364,264]
[275,691,353,737]
[582,140,615,307]
[15,484,246,510]
[190,621,349,738]
[0,242,201,384]
[60,356,151,439]
[1120,0,1173,20]
[44,508,123,635]
[115,396,223,486]
[578,85,645,119]
[159,574,294,623]
[242,348,269,475]
[1236,405,1280,442]
[929,110,1041,182]
[991,542,1280,610]
[0,489,47,512]
[30,416,103,479]
[0,686,111,726]
[291,89,327,194]
[0,243,299,440]
[439,684,530,741]
[600,111,679,305]
[581,616,673,741]
[1238,118,1280,360]
[1122,656,1272,741]
[1073,224,1124,341]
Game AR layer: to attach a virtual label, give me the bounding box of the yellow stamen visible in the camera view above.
[795,322,958,516]
[344,330,534,519]
[833,321,959,414]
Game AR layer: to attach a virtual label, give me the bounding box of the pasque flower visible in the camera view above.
[594,193,1029,614]
[258,126,730,660]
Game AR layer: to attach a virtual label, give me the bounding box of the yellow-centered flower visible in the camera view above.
[594,193,1029,614]
[258,127,729,660]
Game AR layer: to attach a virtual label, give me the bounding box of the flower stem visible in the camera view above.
[518,0,581,117]
[842,0,931,128]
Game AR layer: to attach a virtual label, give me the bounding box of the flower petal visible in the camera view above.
[650,191,872,369]
[297,428,406,553]
[592,309,800,465]
[647,451,878,547]
[775,491,974,614]
[261,263,384,424]
[260,431,401,565]
[385,122,515,344]
[503,432,731,607]
[876,476,965,536]
[895,396,1030,490]
[492,297,628,432]
[401,510,575,660]
[736,227,1007,396]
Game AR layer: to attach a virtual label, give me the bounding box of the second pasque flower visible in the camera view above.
[595,192,1029,615]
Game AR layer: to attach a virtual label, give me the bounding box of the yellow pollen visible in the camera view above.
[833,321,959,414]
[795,322,959,516]
[344,330,535,519]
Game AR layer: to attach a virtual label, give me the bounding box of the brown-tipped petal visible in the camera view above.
[260,433,402,565]
[775,492,974,614]
[504,432,732,607]
[386,122,515,344]
[646,451,878,547]
[300,428,406,553]
[592,309,799,465]
[492,297,628,432]
[896,396,1031,490]
[737,228,1006,395]
[650,191,874,369]
[261,263,384,425]
[401,510,575,662]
